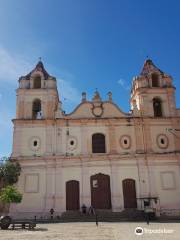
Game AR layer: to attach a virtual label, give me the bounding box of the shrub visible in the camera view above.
[0,185,22,204]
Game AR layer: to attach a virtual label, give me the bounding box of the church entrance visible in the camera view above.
[122,179,137,208]
[66,180,80,210]
[90,173,111,209]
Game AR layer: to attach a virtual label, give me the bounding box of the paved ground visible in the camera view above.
[0,222,179,240]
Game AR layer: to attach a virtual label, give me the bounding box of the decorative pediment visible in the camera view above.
[66,101,129,119]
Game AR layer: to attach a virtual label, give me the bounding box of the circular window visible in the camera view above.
[156,134,169,149]
[29,137,41,151]
[67,137,77,150]
[120,135,131,149]
[33,140,38,147]
[70,140,74,145]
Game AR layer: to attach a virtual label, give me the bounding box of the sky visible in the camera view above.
[0,0,180,158]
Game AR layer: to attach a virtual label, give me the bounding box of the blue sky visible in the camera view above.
[0,0,180,157]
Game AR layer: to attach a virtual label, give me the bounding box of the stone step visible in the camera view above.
[60,209,145,222]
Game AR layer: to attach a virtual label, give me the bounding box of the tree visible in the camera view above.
[0,185,22,204]
[0,159,21,188]
[0,159,22,213]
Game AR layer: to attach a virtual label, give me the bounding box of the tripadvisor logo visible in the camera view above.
[135,227,144,235]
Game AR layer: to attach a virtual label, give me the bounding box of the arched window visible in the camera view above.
[152,73,159,87]
[153,98,162,117]
[32,99,41,119]
[92,133,106,153]
[33,76,41,89]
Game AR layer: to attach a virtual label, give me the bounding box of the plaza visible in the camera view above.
[0,222,179,240]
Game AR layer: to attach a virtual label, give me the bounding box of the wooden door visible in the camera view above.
[66,180,80,210]
[122,179,137,208]
[90,173,111,209]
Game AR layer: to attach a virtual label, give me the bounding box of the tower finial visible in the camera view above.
[38,57,42,62]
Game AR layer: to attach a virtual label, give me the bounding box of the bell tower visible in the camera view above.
[130,59,176,117]
[16,60,60,120]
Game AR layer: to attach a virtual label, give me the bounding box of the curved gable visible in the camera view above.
[67,101,128,118]
[102,102,128,117]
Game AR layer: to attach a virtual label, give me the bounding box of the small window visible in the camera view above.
[29,137,41,151]
[152,73,159,87]
[33,76,41,89]
[120,135,131,149]
[160,138,165,145]
[70,140,74,145]
[156,134,169,149]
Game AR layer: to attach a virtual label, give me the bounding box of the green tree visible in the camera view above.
[0,185,22,204]
[0,159,21,187]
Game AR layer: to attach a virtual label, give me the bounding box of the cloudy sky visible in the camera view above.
[0,0,180,157]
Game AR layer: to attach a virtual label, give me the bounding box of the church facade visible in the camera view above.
[10,59,180,219]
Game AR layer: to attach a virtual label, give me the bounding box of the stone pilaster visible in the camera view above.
[54,162,63,213]
[44,162,56,212]
[25,102,32,119]
[17,100,24,119]
[171,118,180,151]
[143,120,153,153]
[136,158,151,198]
[167,88,176,117]
[56,127,62,154]
[81,124,88,154]
[46,126,53,154]
[12,126,22,157]
[110,164,122,211]
[81,164,91,207]
[134,119,144,153]
[108,125,117,154]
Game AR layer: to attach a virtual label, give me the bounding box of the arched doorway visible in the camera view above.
[122,179,137,208]
[66,180,80,210]
[90,173,111,209]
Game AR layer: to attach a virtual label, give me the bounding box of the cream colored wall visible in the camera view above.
[152,164,180,215]
[60,127,82,155]
[16,89,58,119]
[12,118,177,157]
[150,125,175,153]
[14,167,46,213]
[115,125,136,153]
[14,126,46,156]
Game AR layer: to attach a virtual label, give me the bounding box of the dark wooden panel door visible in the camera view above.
[122,179,137,208]
[90,173,111,209]
[66,180,80,210]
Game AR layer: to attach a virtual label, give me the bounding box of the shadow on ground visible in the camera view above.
[3,227,48,232]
